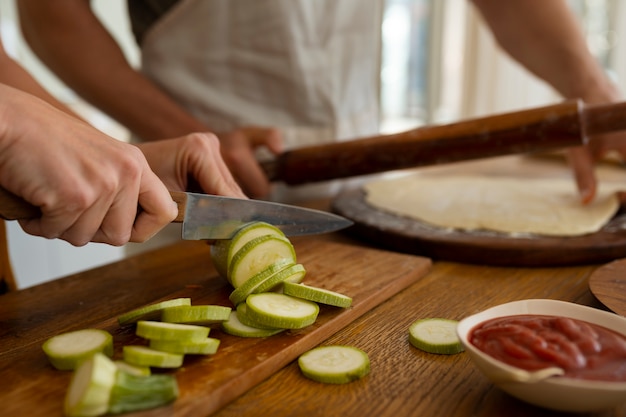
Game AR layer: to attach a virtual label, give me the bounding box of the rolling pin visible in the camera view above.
[261,99,626,185]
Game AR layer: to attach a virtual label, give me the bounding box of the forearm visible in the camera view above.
[470,0,621,103]
[0,41,77,116]
[17,0,209,141]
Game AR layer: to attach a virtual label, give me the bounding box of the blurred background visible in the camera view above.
[3,0,624,288]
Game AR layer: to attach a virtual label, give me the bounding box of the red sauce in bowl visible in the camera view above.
[470,315,626,382]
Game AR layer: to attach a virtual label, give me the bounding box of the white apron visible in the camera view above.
[126,0,383,254]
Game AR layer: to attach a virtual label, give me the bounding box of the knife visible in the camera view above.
[0,188,353,239]
[261,99,626,184]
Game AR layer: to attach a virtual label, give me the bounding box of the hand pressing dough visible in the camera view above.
[363,174,622,236]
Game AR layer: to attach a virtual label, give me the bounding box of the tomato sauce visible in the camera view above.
[470,315,626,382]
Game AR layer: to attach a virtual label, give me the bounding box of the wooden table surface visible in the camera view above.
[2,156,626,417]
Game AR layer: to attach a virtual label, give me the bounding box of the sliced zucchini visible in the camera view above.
[108,371,178,415]
[135,320,210,341]
[408,318,464,354]
[282,282,352,308]
[149,337,221,355]
[235,302,282,330]
[64,352,118,417]
[228,234,296,288]
[245,293,319,329]
[122,346,184,368]
[253,263,307,294]
[161,305,231,325]
[298,346,370,384]
[113,361,151,377]
[221,311,285,338]
[117,298,191,325]
[228,259,294,306]
[43,329,113,371]
[210,221,286,280]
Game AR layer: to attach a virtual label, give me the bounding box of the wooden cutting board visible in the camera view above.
[589,258,626,316]
[1,238,431,417]
[331,188,626,267]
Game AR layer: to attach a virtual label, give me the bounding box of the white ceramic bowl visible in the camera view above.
[457,299,626,412]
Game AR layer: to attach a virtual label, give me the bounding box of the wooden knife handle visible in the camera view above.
[170,191,187,223]
[261,100,586,185]
[0,187,41,220]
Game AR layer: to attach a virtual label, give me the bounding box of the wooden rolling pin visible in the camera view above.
[261,99,626,185]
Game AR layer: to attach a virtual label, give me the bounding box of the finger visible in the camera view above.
[230,152,270,198]
[89,190,138,246]
[243,127,284,154]
[566,146,597,204]
[196,133,247,198]
[17,193,93,245]
[129,172,178,243]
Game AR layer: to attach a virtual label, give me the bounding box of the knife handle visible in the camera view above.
[170,191,186,223]
[0,187,41,220]
[0,187,188,224]
[261,100,586,185]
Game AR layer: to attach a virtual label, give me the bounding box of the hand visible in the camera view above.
[0,85,177,246]
[136,132,247,198]
[216,127,284,198]
[565,91,625,204]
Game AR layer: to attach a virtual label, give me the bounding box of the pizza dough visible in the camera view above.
[363,174,622,236]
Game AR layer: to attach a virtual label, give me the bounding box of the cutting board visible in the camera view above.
[589,258,626,316]
[331,188,626,267]
[1,238,431,417]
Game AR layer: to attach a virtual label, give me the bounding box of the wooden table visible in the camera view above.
[2,156,626,416]
[1,232,624,416]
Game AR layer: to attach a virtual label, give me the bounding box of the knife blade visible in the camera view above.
[261,100,626,185]
[0,188,353,239]
[169,191,352,239]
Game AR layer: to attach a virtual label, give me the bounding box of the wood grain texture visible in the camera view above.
[214,262,622,417]
[0,237,430,417]
[589,258,626,316]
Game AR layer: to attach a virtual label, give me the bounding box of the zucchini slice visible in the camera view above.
[282,282,352,308]
[298,346,370,384]
[228,235,296,288]
[117,298,191,325]
[210,221,286,280]
[408,318,464,354]
[43,329,113,371]
[245,293,319,329]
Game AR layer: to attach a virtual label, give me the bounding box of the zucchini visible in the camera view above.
[408,318,464,354]
[149,337,221,355]
[122,346,184,368]
[118,298,191,325]
[228,259,294,306]
[64,353,177,417]
[210,221,286,280]
[235,302,282,330]
[43,329,113,371]
[135,320,210,341]
[245,293,319,329]
[298,346,370,384]
[161,305,231,325]
[228,234,296,288]
[252,263,306,294]
[282,282,352,308]
[113,361,151,377]
[221,310,285,338]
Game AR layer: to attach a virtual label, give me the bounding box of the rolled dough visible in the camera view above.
[363,174,622,236]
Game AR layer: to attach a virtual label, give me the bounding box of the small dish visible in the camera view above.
[457,299,626,412]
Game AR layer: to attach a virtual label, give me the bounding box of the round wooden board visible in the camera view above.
[331,188,626,267]
[589,258,626,316]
